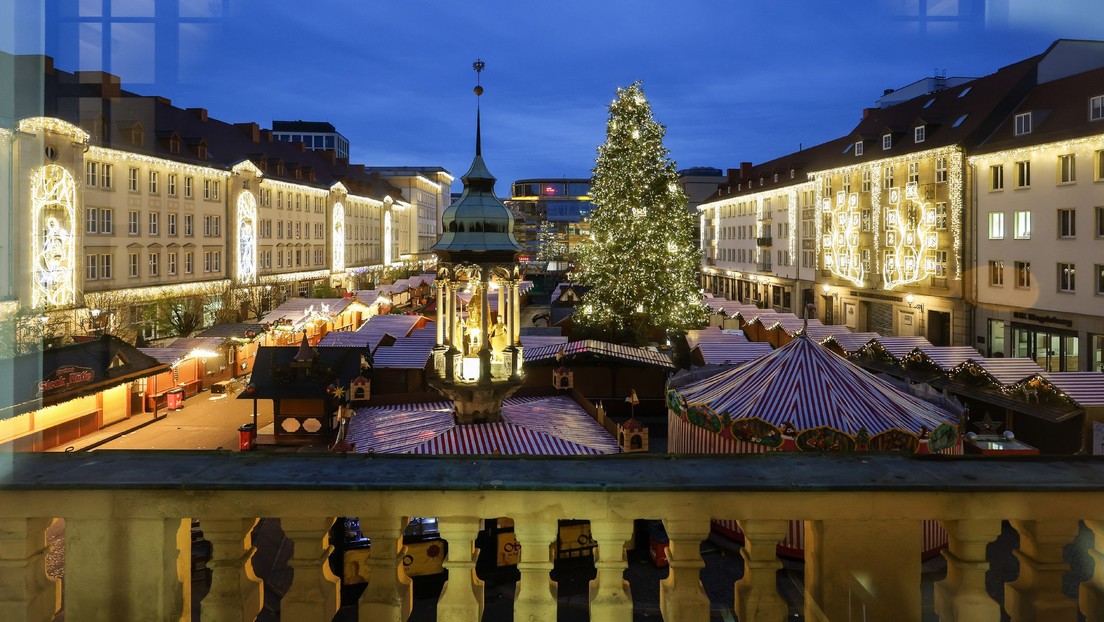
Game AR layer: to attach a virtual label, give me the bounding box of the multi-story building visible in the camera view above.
[506,178,594,269]
[363,167,454,257]
[677,166,725,250]
[1,54,440,345]
[700,39,1104,350]
[271,120,350,160]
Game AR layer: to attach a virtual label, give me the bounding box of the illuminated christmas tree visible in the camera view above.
[575,82,707,339]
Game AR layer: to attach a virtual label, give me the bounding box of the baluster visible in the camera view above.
[436,517,484,620]
[660,517,711,622]
[513,518,558,622]
[358,517,411,622]
[0,517,59,622]
[65,516,188,622]
[805,518,920,622]
[934,519,1002,622]
[1006,519,1079,621]
[734,519,788,621]
[279,517,340,622]
[1081,520,1104,621]
[200,517,263,622]
[588,518,633,622]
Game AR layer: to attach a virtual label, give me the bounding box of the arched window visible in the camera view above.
[237,192,257,283]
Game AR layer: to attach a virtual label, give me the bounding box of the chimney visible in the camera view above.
[862,107,876,119]
[235,122,260,143]
[186,107,208,122]
[740,161,752,180]
[259,129,273,143]
[321,149,336,165]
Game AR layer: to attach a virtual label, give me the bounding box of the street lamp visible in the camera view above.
[905,293,924,312]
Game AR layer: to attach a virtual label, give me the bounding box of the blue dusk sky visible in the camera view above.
[4,0,1103,193]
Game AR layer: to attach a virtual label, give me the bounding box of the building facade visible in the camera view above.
[363,167,454,257]
[271,120,351,160]
[506,178,594,269]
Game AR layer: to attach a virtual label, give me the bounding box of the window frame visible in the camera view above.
[1014,260,1031,288]
[1013,211,1031,240]
[914,126,925,143]
[1014,112,1032,136]
[989,260,1004,287]
[882,134,892,150]
[1015,160,1031,188]
[1058,209,1076,239]
[990,164,1004,191]
[1058,154,1076,184]
[1058,263,1076,293]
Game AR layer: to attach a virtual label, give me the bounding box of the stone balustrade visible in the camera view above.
[3,452,1104,621]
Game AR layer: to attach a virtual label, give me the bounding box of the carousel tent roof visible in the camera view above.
[674,333,955,436]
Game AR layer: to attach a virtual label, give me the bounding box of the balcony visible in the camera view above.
[755,236,772,247]
[4,451,1104,621]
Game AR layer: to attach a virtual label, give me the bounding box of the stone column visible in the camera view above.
[435,278,444,345]
[496,281,505,329]
[934,519,1002,622]
[660,518,711,622]
[1081,520,1104,620]
[436,517,484,620]
[734,519,788,621]
[358,518,411,622]
[511,282,521,346]
[65,517,188,622]
[446,282,458,381]
[279,517,340,622]
[513,519,558,622]
[0,518,59,622]
[1005,519,1079,621]
[804,519,920,622]
[588,518,633,622]
[201,517,264,622]
[480,276,491,382]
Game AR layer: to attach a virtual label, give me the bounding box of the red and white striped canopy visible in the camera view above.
[674,334,955,435]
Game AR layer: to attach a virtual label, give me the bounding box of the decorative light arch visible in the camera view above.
[32,164,78,308]
[332,202,345,272]
[383,209,393,266]
[237,191,258,283]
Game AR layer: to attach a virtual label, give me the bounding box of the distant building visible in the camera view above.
[362,167,454,257]
[506,178,594,269]
[677,167,725,250]
[271,120,350,160]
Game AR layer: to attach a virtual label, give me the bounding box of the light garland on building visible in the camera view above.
[230,160,264,178]
[259,177,329,196]
[332,202,346,273]
[881,182,939,289]
[31,165,78,309]
[85,279,231,304]
[87,146,230,179]
[267,269,331,284]
[236,191,258,284]
[967,132,1104,165]
[18,117,90,143]
[787,187,797,273]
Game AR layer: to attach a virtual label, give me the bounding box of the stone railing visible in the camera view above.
[3,452,1104,621]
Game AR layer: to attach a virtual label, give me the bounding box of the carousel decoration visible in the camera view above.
[552,346,573,390]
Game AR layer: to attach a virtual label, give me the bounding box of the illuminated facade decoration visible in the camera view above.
[332,202,345,273]
[31,165,78,309]
[821,190,866,287]
[236,191,257,284]
[383,209,392,266]
[881,182,940,289]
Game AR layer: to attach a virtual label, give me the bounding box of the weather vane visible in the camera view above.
[473,59,485,96]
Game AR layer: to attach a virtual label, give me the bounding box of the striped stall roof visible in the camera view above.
[908,346,982,371]
[801,324,850,343]
[769,317,819,333]
[694,341,774,366]
[372,327,436,369]
[739,312,783,326]
[354,290,383,305]
[317,331,374,348]
[1040,372,1104,407]
[868,336,933,360]
[355,314,422,344]
[140,337,225,366]
[347,395,618,456]
[524,340,676,369]
[953,357,1044,386]
[675,334,955,435]
[260,297,354,324]
[821,332,881,354]
[687,326,748,348]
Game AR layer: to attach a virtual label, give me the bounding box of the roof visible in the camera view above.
[903,346,982,372]
[674,334,956,436]
[822,332,882,354]
[1040,372,1104,408]
[952,357,1045,387]
[372,326,436,369]
[260,298,357,325]
[243,345,364,400]
[519,334,569,350]
[524,340,676,369]
[864,336,934,361]
[195,323,265,339]
[139,337,226,366]
[346,395,619,456]
[694,341,774,366]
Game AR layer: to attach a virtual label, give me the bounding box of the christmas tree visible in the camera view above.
[575,82,707,339]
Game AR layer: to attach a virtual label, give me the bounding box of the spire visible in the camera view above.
[473,59,485,157]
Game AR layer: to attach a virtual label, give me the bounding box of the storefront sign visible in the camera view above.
[1012,311,1074,327]
[38,365,95,397]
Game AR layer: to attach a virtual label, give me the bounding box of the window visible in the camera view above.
[1058,263,1076,292]
[213,251,221,272]
[86,207,98,233]
[1015,161,1031,188]
[101,208,112,234]
[184,214,193,237]
[184,252,193,274]
[128,211,139,235]
[842,176,851,193]
[854,141,863,156]
[148,213,159,236]
[295,222,301,238]
[168,213,177,236]
[914,126,925,143]
[1059,154,1076,184]
[168,252,177,275]
[184,176,193,198]
[908,161,919,184]
[861,170,871,192]
[935,157,947,183]
[1013,211,1031,239]
[1015,261,1031,288]
[212,180,220,200]
[128,252,139,278]
[1058,209,1076,238]
[128,168,138,192]
[148,252,159,277]
[990,165,1004,191]
[86,162,98,187]
[1015,112,1032,136]
[1098,206,1104,238]
[102,164,112,189]
[882,134,892,150]
[1097,264,1104,295]
[989,260,1004,286]
[1098,151,1104,181]
[204,252,211,272]
[933,250,947,278]
[203,179,211,200]
[148,171,158,194]
[168,174,177,196]
[203,216,211,236]
[100,254,112,279]
[934,202,947,230]
[1091,95,1104,121]
[277,191,283,209]
[277,251,283,268]
[86,254,98,280]
[277,221,284,238]
[213,216,221,237]
[883,166,894,189]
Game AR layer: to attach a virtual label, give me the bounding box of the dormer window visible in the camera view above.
[789,168,795,179]
[914,126,926,143]
[854,141,864,156]
[1090,95,1103,121]
[169,135,180,154]
[1015,112,1032,136]
[882,134,892,150]
[196,143,207,159]
[130,124,144,148]
[773,173,778,182]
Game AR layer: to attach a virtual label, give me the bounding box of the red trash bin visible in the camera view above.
[166,388,184,410]
[238,423,256,451]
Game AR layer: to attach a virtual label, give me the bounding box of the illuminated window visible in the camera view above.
[989,260,1004,286]
[1058,263,1076,292]
[842,176,851,193]
[1014,112,1032,136]
[935,157,947,183]
[1058,209,1076,238]
[935,202,947,230]
[1015,261,1031,288]
[1091,95,1104,121]
[914,126,925,143]
[883,166,894,189]
[1015,161,1031,188]
[908,162,919,184]
[933,250,947,278]
[861,170,871,192]
[882,134,892,150]
[1013,211,1031,239]
[1058,154,1076,184]
[86,162,98,187]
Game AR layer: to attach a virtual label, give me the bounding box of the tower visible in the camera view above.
[429,61,525,424]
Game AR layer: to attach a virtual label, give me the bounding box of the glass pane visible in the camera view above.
[988,319,1005,357]
[1063,335,1079,372]
[1013,328,1031,359]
